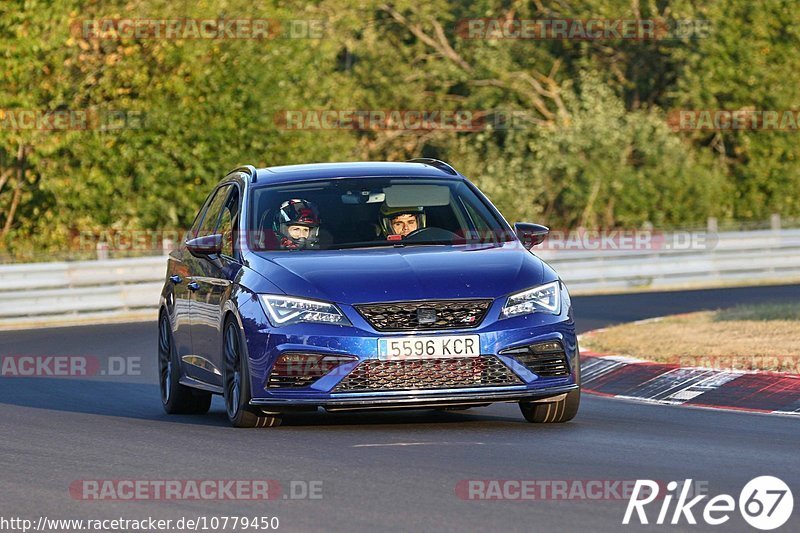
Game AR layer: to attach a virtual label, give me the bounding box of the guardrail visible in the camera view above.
[0,256,166,323]
[1,229,799,326]
[538,228,800,292]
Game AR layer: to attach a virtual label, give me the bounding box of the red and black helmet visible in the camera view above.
[273,199,321,249]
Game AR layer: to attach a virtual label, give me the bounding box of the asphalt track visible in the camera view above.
[1,284,799,532]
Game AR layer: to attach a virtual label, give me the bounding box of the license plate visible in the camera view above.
[378,335,480,360]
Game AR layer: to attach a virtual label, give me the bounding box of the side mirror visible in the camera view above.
[514,223,549,249]
[186,234,223,257]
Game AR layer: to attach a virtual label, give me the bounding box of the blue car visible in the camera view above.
[158,159,580,427]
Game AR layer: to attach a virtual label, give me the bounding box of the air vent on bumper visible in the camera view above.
[333,356,523,392]
[267,353,357,389]
[500,341,570,377]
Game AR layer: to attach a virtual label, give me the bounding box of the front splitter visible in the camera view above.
[250,383,579,412]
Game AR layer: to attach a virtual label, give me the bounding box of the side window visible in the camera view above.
[463,200,491,232]
[217,187,240,258]
[187,190,215,240]
[460,196,499,242]
[196,185,232,238]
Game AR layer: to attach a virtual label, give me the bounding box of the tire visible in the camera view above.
[519,388,580,423]
[222,318,282,428]
[158,313,212,415]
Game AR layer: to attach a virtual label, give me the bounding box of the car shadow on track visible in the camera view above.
[0,377,536,428]
[0,378,231,426]
[275,408,525,428]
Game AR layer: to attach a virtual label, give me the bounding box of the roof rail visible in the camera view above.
[228,165,258,183]
[406,158,458,175]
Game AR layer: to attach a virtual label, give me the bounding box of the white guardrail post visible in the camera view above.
[0,229,799,325]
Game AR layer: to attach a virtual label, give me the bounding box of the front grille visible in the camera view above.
[501,341,570,377]
[354,299,492,332]
[333,356,523,392]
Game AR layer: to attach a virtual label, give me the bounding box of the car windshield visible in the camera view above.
[248,177,513,251]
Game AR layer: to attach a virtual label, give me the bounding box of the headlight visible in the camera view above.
[500,281,561,319]
[258,295,351,326]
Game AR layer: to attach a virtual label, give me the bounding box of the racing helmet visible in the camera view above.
[273,199,321,249]
[379,203,426,237]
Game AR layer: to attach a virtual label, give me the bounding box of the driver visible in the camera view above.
[273,199,321,249]
[379,203,426,239]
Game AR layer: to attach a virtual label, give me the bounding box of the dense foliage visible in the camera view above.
[1,0,798,259]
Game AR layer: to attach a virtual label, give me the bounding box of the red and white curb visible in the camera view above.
[580,351,800,416]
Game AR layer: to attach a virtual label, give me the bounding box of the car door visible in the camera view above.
[169,192,214,361]
[188,184,242,387]
[182,184,232,385]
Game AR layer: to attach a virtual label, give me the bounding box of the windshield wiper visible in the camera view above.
[398,240,454,247]
[326,241,402,250]
[328,239,460,250]
[326,237,511,251]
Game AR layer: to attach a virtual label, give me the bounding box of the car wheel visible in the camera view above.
[223,318,281,428]
[158,313,212,415]
[519,388,580,423]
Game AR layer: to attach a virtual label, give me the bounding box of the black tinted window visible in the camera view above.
[218,187,239,258]
[248,178,511,251]
[197,185,231,238]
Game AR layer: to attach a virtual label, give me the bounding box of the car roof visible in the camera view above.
[252,161,463,185]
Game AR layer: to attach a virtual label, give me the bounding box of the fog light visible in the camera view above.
[499,341,569,377]
[499,341,563,356]
[267,353,357,389]
[530,341,563,354]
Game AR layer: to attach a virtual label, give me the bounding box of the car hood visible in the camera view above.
[245,243,549,304]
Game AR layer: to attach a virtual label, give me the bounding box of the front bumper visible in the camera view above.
[237,293,579,412]
[250,383,579,412]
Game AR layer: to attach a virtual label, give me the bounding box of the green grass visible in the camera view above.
[714,302,800,322]
[581,302,800,371]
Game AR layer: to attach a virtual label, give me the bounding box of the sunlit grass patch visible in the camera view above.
[582,303,800,372]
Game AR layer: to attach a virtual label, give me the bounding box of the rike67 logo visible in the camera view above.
[624,476,793,530]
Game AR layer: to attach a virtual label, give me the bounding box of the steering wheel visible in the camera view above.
[402,227,460,242]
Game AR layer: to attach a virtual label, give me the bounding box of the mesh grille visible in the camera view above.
[501,342,570,377]
[354,300,492,332]
[333,356,522,392]
[265,354,357,389]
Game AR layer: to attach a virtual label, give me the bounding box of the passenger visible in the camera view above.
[273,199,321,250]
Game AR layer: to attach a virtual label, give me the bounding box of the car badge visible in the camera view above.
[417,308,437,325]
